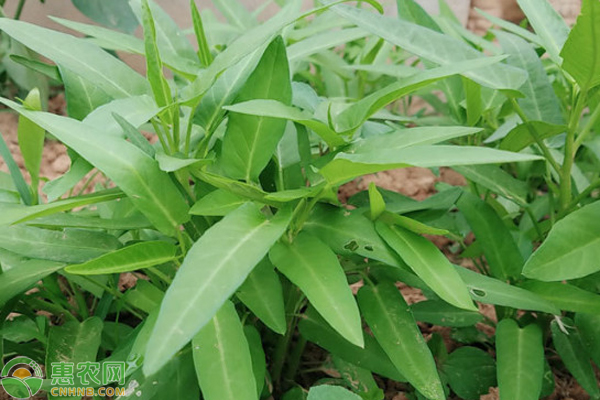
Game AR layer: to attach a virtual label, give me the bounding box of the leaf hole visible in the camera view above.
[470,288,486,298]
[344,240,359,252]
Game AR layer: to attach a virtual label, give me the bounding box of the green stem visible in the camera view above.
[560,91,587,211]
[574,100,600,150]
[13,0,25,20]
[283,336,307,384]
[559,178,600,218]
[151,120,171,154]
[511,99,561,174]
[27,297,78,323]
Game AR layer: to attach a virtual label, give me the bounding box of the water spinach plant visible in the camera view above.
[0,0,599,399]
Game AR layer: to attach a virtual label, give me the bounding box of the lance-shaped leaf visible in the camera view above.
[236,258,287,335]
[358,282,445,400]
[411,300,483,327]
[0,19,149,99]
[496,31,564,124]
[496,319,545,400]
[224,99,345,147]
[307,385,363,400]
[325,2,526,91]
[0,260,65,307]
[144,204,291,376]
[141,0,172,117]
[298,306,405,382]
[523,201,600,281]
[17,89,44,196]
[192,301,257,400]
[270,232,364,347]
[320,145,542,185]
[516,0,569,64]
[519,281,600,314]
[335,58,506,133]
[376,222,476,311]
[0,99,190,236]
[551,318,600,398]
[457,191,524,279]
[46,317,103,399]
[0,225,121,263]
[561,0,600,90]
[455,266,560,314]
[500,121,566,152]
[575,313,600,368]
[65,241,177,275]
[0,188,123,226]
[220,36,292,182]
[453,165,528,206]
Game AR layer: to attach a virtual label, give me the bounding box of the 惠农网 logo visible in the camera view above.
[1,356,44,399]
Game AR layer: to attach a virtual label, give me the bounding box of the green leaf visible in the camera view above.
[270,232,363,347]
[335,58,508,133]
[561,0,600,90]
[381,212,450,236]
[144,204,291,376]
[396,0,441,32]
[84,95,159,137]
[288,27,367,62]
[113,112,155,156]
[411,300,483,327]
[321,145,542,185]
[496,30,563,124]
[500,121,567,152]
[376,223,476,311]
[141,0,172,116]
[190,189,246,216]
[64,241,177,275]
[0,259,64,307]
[326,2,526,90]
[223,99,345,147]
[475,8,541,46]
[17,88,44,195]
[0,19,149,99]
[220,36,292,182]
[190,0,213,67]
[575,313,600,368]
[130,0,199,75]
[59,66,113,120]
[358,282,445,400]
[333,356,383,399]
[0,225,121,263]
[368,183,386,220]
[551,318,600,398]
[193,52,260,133]
[9,54,61,82]
[307,385,362,400]
[457,191,524,279]
[0,99,190,236]
[236,258,287,335]
[523,201,600,281]
[298,306,405,382]
[519,281,600,314]
[453,165,529,205]
[192,301,257,400]
[0,130,31,205]
[0,188,123,226]
[443,347,496,400]
[496,319,545,400]
[72,0,138,33]
[46,317,103,399]
[455,266,560,314]
[243,325,266,395]
[303,205,404,268]
[213,0,256,30]
[516,0,569,64]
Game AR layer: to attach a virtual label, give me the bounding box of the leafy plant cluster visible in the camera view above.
[0,0,599,399]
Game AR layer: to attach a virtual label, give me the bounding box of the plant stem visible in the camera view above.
[560,91,587,211]
[27,297,78,323]
[13,0,25,20]
[574,100,600,150]
[510,99,561,174]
